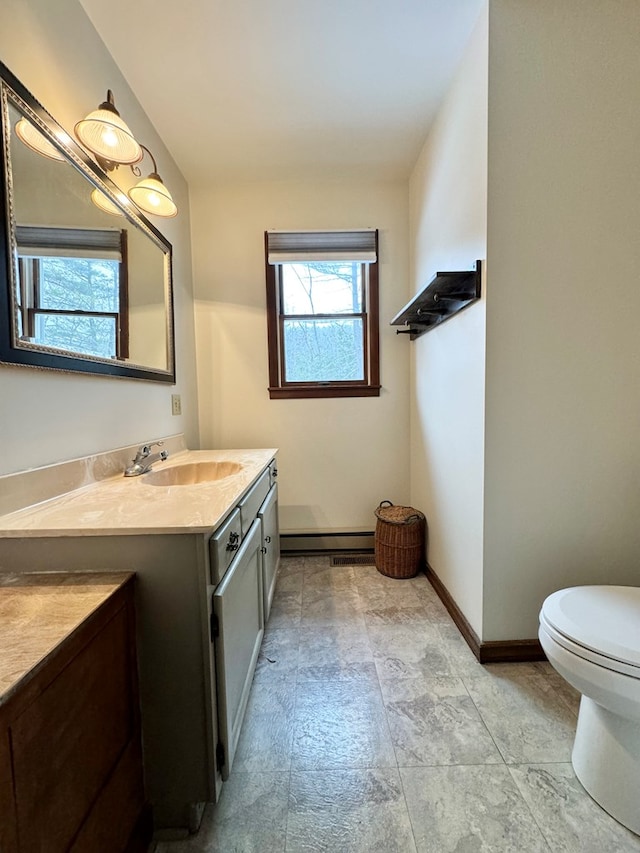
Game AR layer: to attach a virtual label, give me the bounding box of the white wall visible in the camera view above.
[483,0,640,639]
[0,0,199,474]
[408,7,488,635]
[191,180,410,533]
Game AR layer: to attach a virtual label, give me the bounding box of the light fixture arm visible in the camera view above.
[131,144,159,179]
[100,90,118,114]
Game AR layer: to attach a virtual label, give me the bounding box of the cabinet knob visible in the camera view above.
[226,531,240,551]
[260,546,268,554]
[271,468,278,478]
[265,536,271,543]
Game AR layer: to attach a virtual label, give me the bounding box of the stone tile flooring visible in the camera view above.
[156,556,640,852]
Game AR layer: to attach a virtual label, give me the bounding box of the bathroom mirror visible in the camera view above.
[0,62,175,382]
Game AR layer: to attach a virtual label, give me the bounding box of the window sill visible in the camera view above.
[268,385,381,400]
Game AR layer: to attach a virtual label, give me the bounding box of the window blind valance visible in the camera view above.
[15,226,123,261]
[266,229,377,264]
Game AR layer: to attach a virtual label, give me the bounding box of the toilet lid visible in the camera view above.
[541,586,640,669]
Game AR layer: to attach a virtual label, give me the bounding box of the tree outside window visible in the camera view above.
[265,230,380,399]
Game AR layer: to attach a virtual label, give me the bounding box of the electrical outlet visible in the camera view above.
[171,394,182,416]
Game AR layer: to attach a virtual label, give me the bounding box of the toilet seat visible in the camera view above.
[541,586,640,678]
[539,585,640,836]
[540,612,640,679]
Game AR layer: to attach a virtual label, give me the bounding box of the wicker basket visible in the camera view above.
[374,500,425,579]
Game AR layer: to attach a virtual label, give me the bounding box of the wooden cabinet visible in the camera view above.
[0,574,147,853]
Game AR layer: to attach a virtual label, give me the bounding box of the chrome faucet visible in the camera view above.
[124,441,169,477]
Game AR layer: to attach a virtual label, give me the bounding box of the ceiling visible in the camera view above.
[78,0,484,186]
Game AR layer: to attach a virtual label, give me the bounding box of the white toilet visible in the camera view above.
[539,585,640,835]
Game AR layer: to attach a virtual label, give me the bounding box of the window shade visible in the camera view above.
[266,229,377,264]
[15,226,123,261]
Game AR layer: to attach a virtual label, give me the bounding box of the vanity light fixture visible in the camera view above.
[15,117,66,161]
[17,88,178,219]
[90,187,127,216]
[127,146,177,218]
[75,91,178,218]
[74,90,142,167]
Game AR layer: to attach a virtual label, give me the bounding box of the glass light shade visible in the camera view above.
[15,118,66,161]
[75,105,142,165]
[90,188,124,216]
[128,174,177,217]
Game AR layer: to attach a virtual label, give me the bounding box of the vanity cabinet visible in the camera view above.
[0,452,279,834]
[0,574,147,853]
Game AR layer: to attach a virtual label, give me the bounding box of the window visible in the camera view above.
[15,226,128,359]
[265,229,380,399]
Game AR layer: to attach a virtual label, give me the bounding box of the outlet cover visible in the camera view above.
[171,394,182,416]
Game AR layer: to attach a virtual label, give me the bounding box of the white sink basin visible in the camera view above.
[143,461,243,486]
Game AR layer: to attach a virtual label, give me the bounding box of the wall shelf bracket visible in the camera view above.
[390,260,482,340]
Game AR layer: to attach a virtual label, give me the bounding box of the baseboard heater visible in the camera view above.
[281,531,375,555]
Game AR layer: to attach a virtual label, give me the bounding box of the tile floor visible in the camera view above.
[156,556,640,853]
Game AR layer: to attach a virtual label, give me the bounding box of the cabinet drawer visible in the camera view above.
[237,469,270,537]
[209,508,243,585]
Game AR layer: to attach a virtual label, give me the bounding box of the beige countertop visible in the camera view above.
[0,448,277,538]
[0,572,133,708]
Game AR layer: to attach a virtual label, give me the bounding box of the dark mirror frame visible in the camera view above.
[0,61,176,383]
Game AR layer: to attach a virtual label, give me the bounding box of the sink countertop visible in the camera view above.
[0,571,133,707]
[0,449,277,538]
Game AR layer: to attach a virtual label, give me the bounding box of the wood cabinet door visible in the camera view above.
[9,603,141,852]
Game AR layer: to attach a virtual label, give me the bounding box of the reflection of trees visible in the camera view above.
[283,262,364,382]
[36,257,118,357]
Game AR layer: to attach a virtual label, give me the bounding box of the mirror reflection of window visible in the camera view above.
[15,226,128,359]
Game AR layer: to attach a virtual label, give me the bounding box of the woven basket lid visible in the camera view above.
[375,502,425,525]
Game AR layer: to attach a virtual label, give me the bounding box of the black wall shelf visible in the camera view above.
[391,260,482,340]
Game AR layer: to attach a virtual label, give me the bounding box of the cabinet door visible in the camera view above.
[9,601,143,852]
[258,483,280,623]
[213,519,264,780]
